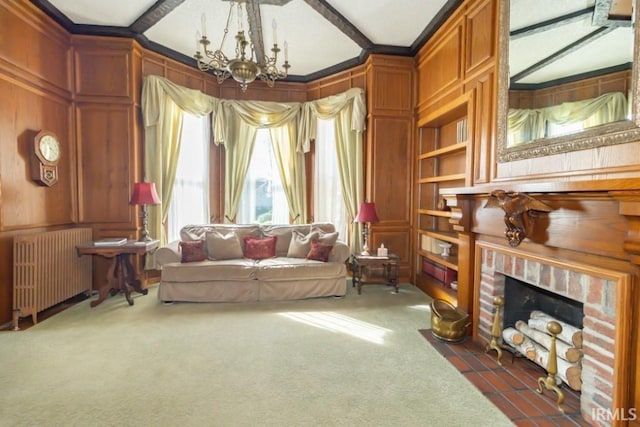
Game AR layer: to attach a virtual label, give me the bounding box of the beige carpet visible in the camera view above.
[0,281,513,427]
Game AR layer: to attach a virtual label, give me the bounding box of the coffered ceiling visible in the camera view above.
[33,0,459,82]
[32,0,635,86]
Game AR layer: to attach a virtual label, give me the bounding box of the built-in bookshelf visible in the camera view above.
[415,92,473,306]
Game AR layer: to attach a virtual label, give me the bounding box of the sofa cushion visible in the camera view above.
[306,241,333,262]
[315,230,339,245]
[243,236,277,260]
[255,258,346,281]
[178,240,207,263]
[287,230,319,258]
[262,224,311,256]
[206,231,243,260]
[181,224,261,251]
[161,259,257,282]
[311,222,336,234]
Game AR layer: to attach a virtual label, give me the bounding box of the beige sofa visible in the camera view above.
[155,223,350,303]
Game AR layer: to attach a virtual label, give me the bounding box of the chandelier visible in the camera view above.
[194,0,291,92]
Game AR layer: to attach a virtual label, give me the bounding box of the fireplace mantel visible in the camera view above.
[435,179,640,426]
[442,182,640,268]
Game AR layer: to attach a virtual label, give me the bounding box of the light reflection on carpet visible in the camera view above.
[278,311,390,344]
[407,304,431,312]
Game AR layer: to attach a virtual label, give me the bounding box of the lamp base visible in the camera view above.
[138,233,154,243]
[138,207,154,242]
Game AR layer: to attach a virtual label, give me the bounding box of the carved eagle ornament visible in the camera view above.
[484,190,552,247]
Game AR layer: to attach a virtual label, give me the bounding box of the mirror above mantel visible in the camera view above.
[496,0,640,162]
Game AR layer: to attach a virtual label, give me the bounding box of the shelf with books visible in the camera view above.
[414,91,473,305]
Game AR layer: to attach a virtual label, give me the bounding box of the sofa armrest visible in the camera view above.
[329,241,350,263]
[155,241,181,266]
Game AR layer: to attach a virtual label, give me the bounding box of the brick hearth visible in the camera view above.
[475,241,630,426]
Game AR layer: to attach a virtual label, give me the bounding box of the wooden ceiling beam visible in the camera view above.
[303,0,372,49]
[510,7,594,40]
[245,0,267,64]
[129,0,187,34]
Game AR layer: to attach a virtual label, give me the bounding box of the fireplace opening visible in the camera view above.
[503,276,584,330]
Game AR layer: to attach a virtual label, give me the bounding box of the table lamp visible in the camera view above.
[130,182,161,242]
[355,201,379,255]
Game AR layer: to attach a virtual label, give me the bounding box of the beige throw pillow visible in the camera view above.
[287,230,319,258]
[206,231,243,260]
[313,229,339,245]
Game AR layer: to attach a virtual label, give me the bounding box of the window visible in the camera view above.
[236,129,289,224]
[167,113,210,242]
[314,118,348,240]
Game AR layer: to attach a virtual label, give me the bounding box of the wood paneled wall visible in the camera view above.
[364,55,415,280]
[510,70,631,109]
[0,0,75,323]
[0,0,412,324]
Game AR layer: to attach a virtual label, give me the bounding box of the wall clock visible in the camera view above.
[31,130,61,186]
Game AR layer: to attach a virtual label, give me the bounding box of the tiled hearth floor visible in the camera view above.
[420,330,589,426]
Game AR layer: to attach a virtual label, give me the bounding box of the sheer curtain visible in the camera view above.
[314,118,348,240]
[167,112,210,241]
[236,129,289,224]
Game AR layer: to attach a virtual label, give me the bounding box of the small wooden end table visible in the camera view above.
[350,253,400,294]
[76,239,158,307]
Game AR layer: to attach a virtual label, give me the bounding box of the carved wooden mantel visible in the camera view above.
[611,190,640,265]
[442,181,640,269]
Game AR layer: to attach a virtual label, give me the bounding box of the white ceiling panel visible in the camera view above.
[328,0,449,46]
[48,0,157,27]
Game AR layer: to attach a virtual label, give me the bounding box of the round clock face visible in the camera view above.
[39,135,61,162]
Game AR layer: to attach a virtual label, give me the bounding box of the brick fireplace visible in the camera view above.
[474,241,633,425]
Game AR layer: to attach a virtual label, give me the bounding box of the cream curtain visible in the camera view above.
[334,103,365,253]
[507,92,628,145]
[142,75,367,251]
[269,124,306,223]
[214,99,304,222]
[299,88,366,252]
[223,119,258,222]
[141,76,219,268]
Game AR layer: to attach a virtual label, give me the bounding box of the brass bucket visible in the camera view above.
[430,299,470,342]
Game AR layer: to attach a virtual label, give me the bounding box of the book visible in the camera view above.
[93,237,127,246]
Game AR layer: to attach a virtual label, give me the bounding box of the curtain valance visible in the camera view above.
[507,91,628,144]
[298,88,366,153]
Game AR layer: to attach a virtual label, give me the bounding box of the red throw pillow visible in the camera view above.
[179,240,206,263]
[243,236,277,260]
[306,241,333,262]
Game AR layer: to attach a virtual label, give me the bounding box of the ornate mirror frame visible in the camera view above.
[496,0,640,162]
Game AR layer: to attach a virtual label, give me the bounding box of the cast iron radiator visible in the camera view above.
[13,228,93,330]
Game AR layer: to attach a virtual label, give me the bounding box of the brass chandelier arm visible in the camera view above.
[193,0,291,92]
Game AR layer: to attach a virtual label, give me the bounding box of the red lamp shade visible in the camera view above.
[355,201,379,223]
[129,182,161,205]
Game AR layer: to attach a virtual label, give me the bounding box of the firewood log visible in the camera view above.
[529,310,583,348]
[515,320,583,363]
[529,340,582,391]
[502,327,536,359]
[502,326,525,345]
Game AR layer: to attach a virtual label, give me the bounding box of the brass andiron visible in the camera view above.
[485,296,504,366]
[536,321,566,414]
